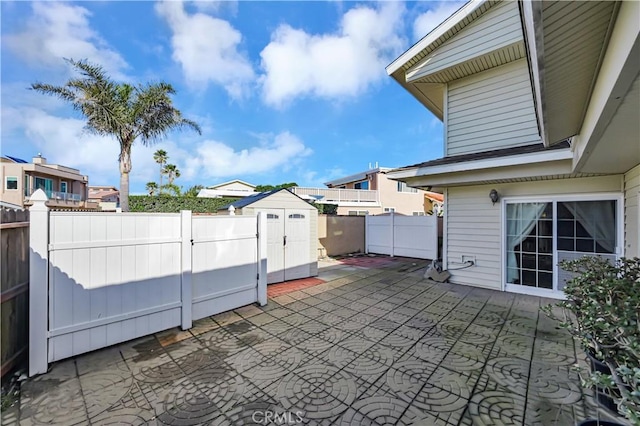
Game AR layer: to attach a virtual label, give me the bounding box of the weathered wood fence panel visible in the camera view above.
[1,207,30,378]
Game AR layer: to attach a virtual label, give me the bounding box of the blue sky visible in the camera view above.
[1,1,464,194]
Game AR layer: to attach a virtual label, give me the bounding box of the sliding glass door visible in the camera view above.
[505,197,619,295]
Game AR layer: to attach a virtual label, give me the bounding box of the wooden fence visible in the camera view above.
[1,207,29,378]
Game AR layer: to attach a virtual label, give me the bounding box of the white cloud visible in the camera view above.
[184,132,312,179]
[413,1,466,42]
[156,0,255,98]
[3,2,128,78]
[259,2,406,107]
[4,106,163,186]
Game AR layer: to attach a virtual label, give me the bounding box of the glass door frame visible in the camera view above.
[501,192,624,299]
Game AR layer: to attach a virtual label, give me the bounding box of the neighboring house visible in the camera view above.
[197,180,259,199]
[1,154,98,210]
[386,0,639,298]
[88,186,120,211]
[292,166,430,216]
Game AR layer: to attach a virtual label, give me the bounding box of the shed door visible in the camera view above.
[263,210,285,284]
[284,210,311,281]
[257,208,311,284]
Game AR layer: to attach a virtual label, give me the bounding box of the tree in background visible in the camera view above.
[153,149,168,195]
[184,185,204,198]
[162,163,181,185]
[146,182,158,196]
[162,183,181,196]
[255,182,298,192]
[31,59,200,211]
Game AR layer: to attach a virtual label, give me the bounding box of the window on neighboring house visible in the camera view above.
[60,181,68,193]
[24,174,30,197]
[397,181,418,193]
[384,207,395,213]
[34,177,53,197]
[5,177,18,190]
[348,210,368,216]
[354,180,369,190]
[413,212,426,216]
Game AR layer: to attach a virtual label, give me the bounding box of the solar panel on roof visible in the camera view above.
[5,155,28,163]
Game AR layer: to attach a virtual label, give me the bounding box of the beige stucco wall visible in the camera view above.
[317,215,365,257]
[1,162,89,208]
[0,163,24,206]
[445,175,624,291]
[376,173,427,215]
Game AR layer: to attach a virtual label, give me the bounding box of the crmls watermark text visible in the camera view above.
[251,410,304,424]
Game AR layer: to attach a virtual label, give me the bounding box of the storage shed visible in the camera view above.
[219,189,318,284]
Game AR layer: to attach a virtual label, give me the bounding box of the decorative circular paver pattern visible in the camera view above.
[484,357,530,396]
[339,396,410,425]
[277,365,357,419]
[411,369,470,412]
[156,379,224,425]
[387,359,436,400]
[467,391,525,425]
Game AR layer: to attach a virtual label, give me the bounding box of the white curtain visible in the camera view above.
[507,203,546,283]
[563,201,616,253]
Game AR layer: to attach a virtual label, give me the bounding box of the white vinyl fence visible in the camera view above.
[29,190,267,376]
[365,213,438,260]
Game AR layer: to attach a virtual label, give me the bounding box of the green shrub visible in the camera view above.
[129,195,236,213]
[542,256,640,422]
[315,203,338,215]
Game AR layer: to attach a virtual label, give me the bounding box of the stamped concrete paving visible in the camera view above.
[7,257,612,425]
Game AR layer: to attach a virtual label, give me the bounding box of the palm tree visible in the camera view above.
[153,149,168,195]
[145,182,158,196]
[31,59,200,211]
[162,163,181,185]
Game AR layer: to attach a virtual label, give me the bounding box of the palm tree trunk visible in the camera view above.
[159,164,163,196]
[119,147,132,212]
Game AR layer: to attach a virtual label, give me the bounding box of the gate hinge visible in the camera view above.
[190,239,194,246]
[256,232,259,239]
[256,273,260,281]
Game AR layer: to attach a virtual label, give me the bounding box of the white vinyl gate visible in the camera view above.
[256,208,311,284]
[28,190,267,376]
[366,213,438,260]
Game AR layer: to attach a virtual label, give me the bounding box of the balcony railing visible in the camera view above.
[27,189,82,202]
[291,187,379,204]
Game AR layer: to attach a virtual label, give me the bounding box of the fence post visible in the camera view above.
[364,214,369,255]
[390,211,395,257]
[29,189,49,376]
[257,212,267,306]
[180,210,192,330]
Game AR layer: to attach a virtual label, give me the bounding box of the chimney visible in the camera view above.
[33,153,46,164]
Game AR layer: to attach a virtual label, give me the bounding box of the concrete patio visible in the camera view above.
[5,256,612,425]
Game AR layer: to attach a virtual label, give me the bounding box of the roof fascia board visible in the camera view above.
[387,148,573,180]
[518,0,548,146]
[573,0,639,172]
[324,167,390,187]
[399,159,574,188]
[386,0,488,76]
[25,164,88,181]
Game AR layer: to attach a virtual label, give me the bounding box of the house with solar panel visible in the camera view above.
[1,154,98,210]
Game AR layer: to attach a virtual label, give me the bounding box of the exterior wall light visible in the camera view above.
[489,189,499,205]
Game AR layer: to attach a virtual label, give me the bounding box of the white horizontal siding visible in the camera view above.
[445,176,624,291]
[410,1,523,79]
[624,165,640,257]
[446,186,502,290]
[447,60,541,156]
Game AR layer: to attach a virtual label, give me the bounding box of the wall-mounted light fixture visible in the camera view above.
[489,189,499,205]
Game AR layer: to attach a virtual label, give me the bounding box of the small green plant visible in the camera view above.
[541,256,640,423]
